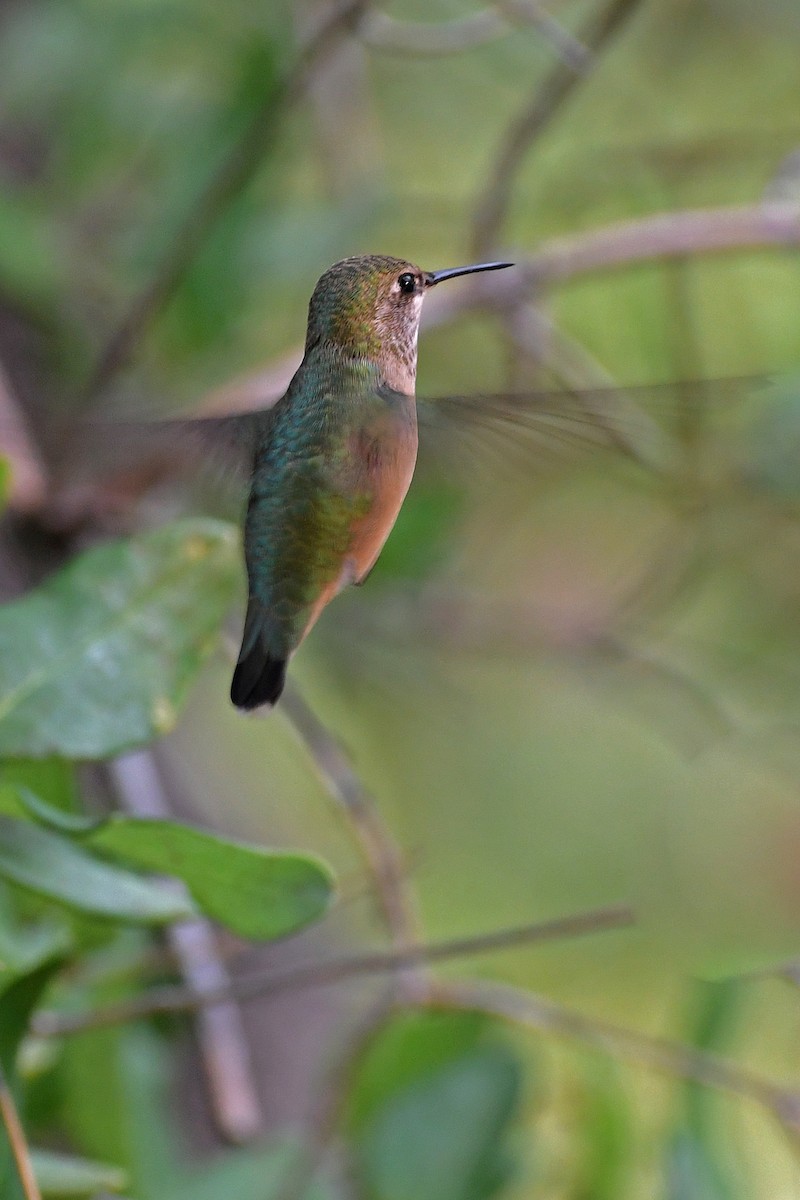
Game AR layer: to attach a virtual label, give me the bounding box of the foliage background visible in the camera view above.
[3,0,800,1196]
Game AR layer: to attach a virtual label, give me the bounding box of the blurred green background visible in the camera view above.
[5,0,800,1195]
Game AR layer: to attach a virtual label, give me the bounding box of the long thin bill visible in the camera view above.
[426,261,514,286]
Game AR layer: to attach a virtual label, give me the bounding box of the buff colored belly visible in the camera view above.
[301,416,418,638]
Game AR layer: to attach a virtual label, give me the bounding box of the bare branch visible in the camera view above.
[433,979,800,1132]
[471,0,646,256]
[279,680,427,1000]
[271,995,394,1200]
[359,3,589,69]
[518,201,800,287]
[84,0,372,400]
[109,751,263,1144]
[0,1061,42,1200]
[32,905,633,1038]
[0,363,48,514]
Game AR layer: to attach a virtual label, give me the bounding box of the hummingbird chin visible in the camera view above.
[230,255,512,710]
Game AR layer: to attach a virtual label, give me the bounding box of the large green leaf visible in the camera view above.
[0,519,240,759]
[0,817,194,925]
[88,817,335,940]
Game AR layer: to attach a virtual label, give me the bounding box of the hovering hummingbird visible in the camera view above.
[230,255,512,710]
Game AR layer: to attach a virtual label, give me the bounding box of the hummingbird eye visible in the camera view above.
[397,272,416,295]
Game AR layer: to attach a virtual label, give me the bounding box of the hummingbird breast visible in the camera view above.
[242,371,418,661]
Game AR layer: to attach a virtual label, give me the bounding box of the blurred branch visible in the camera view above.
[434,979,800,1133]
[109,751,263,1144]
[0,1061,42,1200]
[280,680,427,999]
[518,201,800,286]
[471,0,643,255]
[272,995,394,1200]
[0,361,47,514]
[299,0,383,198]
[359,2,590,69]
[32,905,633,1037]
[84,0,372,401]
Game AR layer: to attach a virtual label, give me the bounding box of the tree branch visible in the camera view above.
[0,362,47,515]
[0,1061,42,1200]
[471,0,645,256]
[32,905,632,1037]
[359,2,589,69]
[280,680,427,1000]
[84,0,372,400]
[109,751,263,1144]
[518,201,800,287]
[433,979,800,1133]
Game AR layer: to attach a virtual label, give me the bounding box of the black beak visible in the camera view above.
[425,261,514,286]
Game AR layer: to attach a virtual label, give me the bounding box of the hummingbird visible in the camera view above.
[230,254,512,710]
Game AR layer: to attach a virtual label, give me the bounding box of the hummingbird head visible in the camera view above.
[305,255,513,393]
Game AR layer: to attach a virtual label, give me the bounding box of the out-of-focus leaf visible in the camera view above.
[664,981,745,1199]
[0,457,8,507]
[357,1044,522,1200]
[0,817,194,924]
[162,1140,332,1200]
[665,1130,739,1200]
[349,1010,491,1129]
[0,760,80,817]
[88,816,335,940]
[0,889,71,983]
[0,785,101,833]
[0,958,64,1074]
[32,1149,127,1197]
[574,1056,632,1200]
[0,519,240,759]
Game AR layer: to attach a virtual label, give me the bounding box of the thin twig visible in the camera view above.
[84,0,371,400]
[518,201,800,287]
[109,751,263,1144]
[0,1061,42,1200]
[433,979,800,1132]
[271,995,394,1200]
[31,905,633,1038]
[359,2,589,69]
[0,363,48,514]
[279,680,427,999]
[471,0,645,256]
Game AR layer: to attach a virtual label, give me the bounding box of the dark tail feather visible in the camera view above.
[230,601,288,710]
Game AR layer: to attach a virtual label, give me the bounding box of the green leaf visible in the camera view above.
[574,1056,632,1200]
[665,1130,740,1200]
[32,1149,127,1197]
[0,458,9,508]
[0,817,194,925]
[0,785,101,834]
[162,1141,332,1200]
[0,893,71,984]
[357,1044,522,1200]
[0,519,240,759]
[0,760,80,817]
[88,817,334,940]
[0,958,65,1075]
[349,1010,491,1129]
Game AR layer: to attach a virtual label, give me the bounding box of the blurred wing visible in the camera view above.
[28,407,275,528]
[416,375,772,481]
